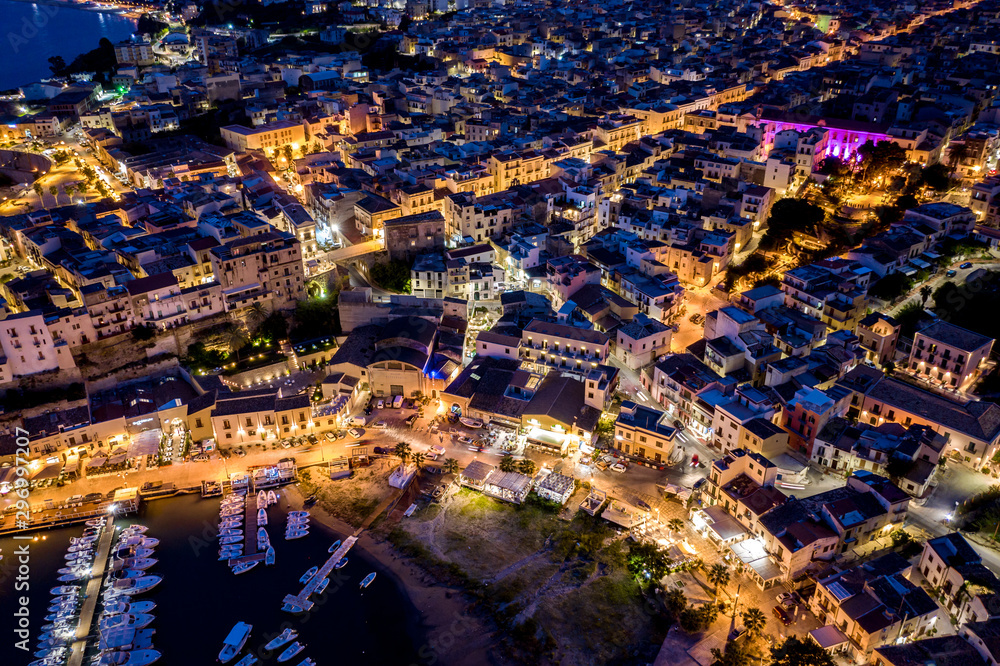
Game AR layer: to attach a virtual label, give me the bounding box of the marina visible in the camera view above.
[282,536,358,613]
[66,516,115,666]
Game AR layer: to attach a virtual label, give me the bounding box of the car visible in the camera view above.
[373,446,389,455]
[405,414,418,427]
[307,434,319,445]
[376,399,384,409]
[690,454,699,467]
[281,440,292,449]
[456,435,474,445]
[325,432,337,441]
[610,462,627,473]
[693,478,707,490]
[772,605,792,625]
[83,492,103,503]
[673,420,685,431]
[348,428,364,438]
[66,495,84,505]
[961,262,973,269]
[373,420,387,428]
[776,592,794,606]
[946,269,957,277]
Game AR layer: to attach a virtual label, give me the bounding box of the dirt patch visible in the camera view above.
[297,461,397,526]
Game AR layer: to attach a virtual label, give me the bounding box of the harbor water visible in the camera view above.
[0,492,426,664]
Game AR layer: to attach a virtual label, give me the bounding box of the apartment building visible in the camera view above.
[919,532,1000,624]
[857,312,900,366]
[0,309,76,378]
[487,150,549,192]
[781,260,870,333]
[444,244,502,301]
[520,319,609,376]
[210,231,305,310]
[614,401,677,464]
[646,353,727,438]
[353,194,401,239]
[703,448,787,537]
[907,320,994,391]
[614,314,672,370]
[114,40,155,66]
[220,120,306,152]
[443,190,518,245]
[384,211,445,262]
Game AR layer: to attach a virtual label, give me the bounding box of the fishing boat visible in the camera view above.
[220,536,243,546]
[327,539,342,553]
[94,648,162,665]
[334,557,348,570]
[277,641,305,663]
[218,621,253,663]
[257,490,267,505]
[234,655,258,666]
[299,566,319,584]
[257,508,267,526]
[267,490,277,505]
[459,416,484,428]
[360,572,376,589]
[265,546,275,566]
[315,577,330,594]
[264,628,298,650]
[232,561,258,575]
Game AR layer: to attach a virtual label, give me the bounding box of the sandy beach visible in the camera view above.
[283,485,499,666]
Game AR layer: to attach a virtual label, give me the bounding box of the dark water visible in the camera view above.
[0,0,137,90]
[0,492,426,665]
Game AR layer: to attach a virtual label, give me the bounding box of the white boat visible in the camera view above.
[267,490,277,505]
[110,576,161,595]
[285,529,308,540]
[50,586,78,596]
[264,628,298,650]
[58,573,83,582]
[334,557,348,570]
[299,566,318,584]
[257,508,267,525]
[297,658,316,666]
[288,511,309,519]
[277,641,304,663]
[95,648,161,665]
[218,621,253,663]
[99,613,155,630]
[257,490,267,505]
[234,655,258,666]
[360,572,376,589]
[86,519,103,527]
[220,536,243,546]
[232,561,258,575]
[460,417,484,428]
[265,546,275,566]
[120,557,157,570]
[121,525,148,534]
[328,539,342,553]
[220,529,243,537]
[257,527,268,542]
[219,551,243,561]
[315,577,330,594]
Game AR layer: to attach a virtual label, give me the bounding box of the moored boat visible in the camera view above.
[218,621,252,663]
[459,416,484,428]
[334,557,348,569]
[267,490,277,505]
[232,561,258,575]
[327,539,341,553]
[265,546,275,566]
[264,628,298,650]
[277,641,304,663]
[234,655,258,666]
[360,572,376,588]
[257,508,267,526]
[299,566,318,584]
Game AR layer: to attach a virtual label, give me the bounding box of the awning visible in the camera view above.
[809,625,849,650]
[30,462,63,481]
[87,456,108,468]
[129,429,160,457]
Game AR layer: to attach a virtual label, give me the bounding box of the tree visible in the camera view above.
[883,360,896,374]
[499,455,518,473]
[770,636,835,666]
[742,607,767,638]
[681,602,720,633]
[761,199,826,251]
[922,163,952,191]
[282,144,294,164]
[48,55,66,75]
[224,323,249,361]
[33,182,43,200]
[245,302,270,332]
[48,185,58,202]
[411,452,426,469]
[442,457,460,475]
[394,442,411,465]
[711,640,753,666]
[706,563,730,597]
[627,541,672,582]
[668,518,685,535]
[856,140,907,186]
[663,587,687,618]
[369,259,413,293]
[919,284,933,305]
[517,459,536,476]
[256,311,288,344]
[947,141,971,175]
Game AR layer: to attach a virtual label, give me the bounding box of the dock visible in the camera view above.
[282,536,357,611]
[67,516,115,666]
[243,494,260,559]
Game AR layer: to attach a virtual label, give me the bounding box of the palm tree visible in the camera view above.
[919,284,933,305]
[394,442,411,465]
[707,564,730,597]
[947,141,971,176]
[411,452,426,469]
[32,182,43,201]
[48,185,58,203]
[442,457,460,475]
[742,607,766,638]
[224,323,248,362]
[499,456,518,473]
[517,459,536,476]
[668,518,685,535]
[245,302,270,333]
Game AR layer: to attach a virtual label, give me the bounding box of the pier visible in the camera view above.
[282,536,357,612]
[67,516,115,666]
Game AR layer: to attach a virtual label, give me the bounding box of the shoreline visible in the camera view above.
[283,485,499,666]
[0,0,136,16]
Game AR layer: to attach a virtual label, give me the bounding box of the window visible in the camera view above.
[195,418,203,428]
[223,420,231,430]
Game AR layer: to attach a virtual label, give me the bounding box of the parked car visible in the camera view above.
[325,432,338,441]
[281,440,292,449]
[946,269,957,277]
[373,446,389,455]
[772,605,792,625]
[776,592,795,607]
[393,395,404,409]
[690,454,699,467]
[66,495,84,505]
[610,462,627,473]
[376,399,385,409]
[961,262,974,269]
[83,493,103,503]
[693,478,707,490]
[373,420,387,428]
[405,414,418,427]
[307,434,319,445]
[235,448,246,458]
[348,428,364,438]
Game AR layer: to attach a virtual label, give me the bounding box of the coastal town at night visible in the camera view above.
[6,0,1000,664]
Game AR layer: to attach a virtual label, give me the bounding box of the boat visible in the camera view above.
[360,572,376,589]
[257,508,267,525]
[120,557,157,570]
[99,613,155,630]
[220,536,243,546]
[281,602,305,613]
[220,529,243,537]
[219,551,243,561]
[232,561,258,575]
[265,546,275,566]
[277,641,305,663]
[264,628,298,650]
[110,575,161,595]
[267,490,277,505]
[315,577,330,594]
[58,573,83,582]
[218,621,253,663]
[327,539,342,553]
[86,519,103,527]
[50,586,78,596]
[257,527,268,542]
[334,557,348,570]
[299,566,319,584]
[121,525,148,534]
[285,529,308,540]
[257,490,267,505]
[460,416,484,428]
[95,649,161,665]
[288,511,309,519]
[234,655,258,666]
[297,660,316,666]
